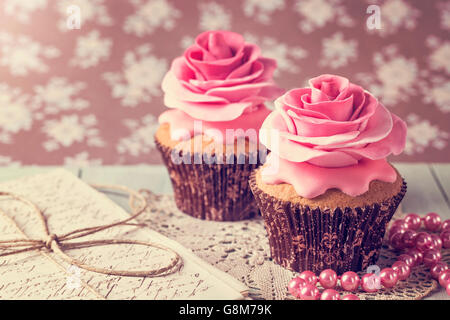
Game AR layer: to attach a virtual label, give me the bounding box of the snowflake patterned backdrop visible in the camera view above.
[0,0,448,166]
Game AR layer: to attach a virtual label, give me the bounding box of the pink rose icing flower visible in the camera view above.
[260,74,407,198]
[159,30,282,141]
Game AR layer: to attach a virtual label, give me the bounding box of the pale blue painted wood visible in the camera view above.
[80,165,172,194]
[0,166,80,183]
[430,164,450,218]
[395,163,449,217]
[1,164,447,216]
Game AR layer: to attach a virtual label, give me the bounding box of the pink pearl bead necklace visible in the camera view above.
[288,212,450,300]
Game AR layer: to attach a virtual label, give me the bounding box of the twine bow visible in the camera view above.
[0,185,183,278]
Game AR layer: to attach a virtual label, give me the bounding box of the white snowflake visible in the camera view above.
[242,0,285,24]
[64,152,102,167]
[319,32,357,69]
[367,0,420,36]
[0,32,60,76]
[42,115,104,151]
[294,0,354,33]
[356,46,421,105]
[3,0,47,24]
[70,30,112,69]
[0,156,21,166]
[124,0,181,37]
[426,36,450,75]
[117,115,159,156]
[180,35,195,50]
[199,2,232,31]
[437,1,450,30]
[244,33,307,76]
[404,114,448,155]
[0,103,32,134]
[422,77,450,114]
[34,78,89,114]
[56,0,113,31]
[0,84,39,143]
[103,45,168,107]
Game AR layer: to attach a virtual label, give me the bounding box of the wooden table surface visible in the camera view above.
[1,163,449,300]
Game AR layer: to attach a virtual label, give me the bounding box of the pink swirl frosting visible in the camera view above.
[160,30,282,141]
[260,74,407,198]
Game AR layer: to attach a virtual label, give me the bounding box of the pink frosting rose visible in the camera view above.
[261,74,407,167]
[161,30,282,123]
[260,74,407,198]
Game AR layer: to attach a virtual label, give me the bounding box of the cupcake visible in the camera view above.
[155,30,282,221]
[249,74,407,274]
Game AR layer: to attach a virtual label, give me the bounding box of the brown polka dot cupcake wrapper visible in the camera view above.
[155,137,261,221]
[249,171,407,274]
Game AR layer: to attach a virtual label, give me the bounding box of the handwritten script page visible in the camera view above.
[0,169,247,300]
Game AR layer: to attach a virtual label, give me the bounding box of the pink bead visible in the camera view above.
[441,219,450,231]
[401,230,417,248]
[361,273,380,293]
[298,271,318,285]
[342,294,360,300]
[390,232,405,250]
[319,269,337,289]
[389,226,406,238]
[429,234,443,251]
[288,276,306,298]
[380,268,398,288]
[423,249,442,267]
[397,254,415,268]
[340,271,360,292]
[392,261,411,280]
[414,232,433,252]
[391,219,409,230]
[406,248,423,266]
[430,263,448,280]
[404,213,422,230]
[320,289,340,300]
[424,212,441,232]
[440,230,450,249]
[439,270,450,288]
[299,284,319,300]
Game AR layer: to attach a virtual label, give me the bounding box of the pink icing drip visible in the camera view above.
[261,155,397,198]
[159,104,271,143]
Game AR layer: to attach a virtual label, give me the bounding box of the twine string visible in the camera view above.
[0,185,183,278]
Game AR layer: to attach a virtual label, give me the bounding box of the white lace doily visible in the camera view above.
[139,192,441,300]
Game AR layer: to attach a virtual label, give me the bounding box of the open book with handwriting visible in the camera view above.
[0,169,247,299]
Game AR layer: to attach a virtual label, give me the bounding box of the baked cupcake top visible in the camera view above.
[259,74,407,199]
[159,30,282,143]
